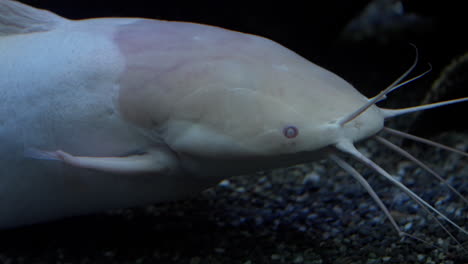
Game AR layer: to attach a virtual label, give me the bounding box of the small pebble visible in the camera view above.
[271,254,281,260]
[218,179,231,188]
[190,257,201,264]
[303,172,320,184]
[293,255,304,263]
[214,248,225,254]
[417,254,425,262]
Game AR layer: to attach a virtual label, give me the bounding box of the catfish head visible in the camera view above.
[116,20,384,176]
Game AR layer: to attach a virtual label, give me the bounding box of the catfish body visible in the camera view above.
[0,15,205,227]
[0,0,382,228]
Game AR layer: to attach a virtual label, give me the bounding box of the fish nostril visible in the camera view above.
[283,125,299,139]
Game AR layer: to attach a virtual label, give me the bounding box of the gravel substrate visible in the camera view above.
[0,132,466,264]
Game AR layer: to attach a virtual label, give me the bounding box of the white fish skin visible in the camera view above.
[0,3,216,228]
[0,0,383,228]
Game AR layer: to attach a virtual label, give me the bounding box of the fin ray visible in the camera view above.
[0,0,65,36]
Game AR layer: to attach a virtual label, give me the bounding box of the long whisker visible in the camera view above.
[382,127,468,157]
[338,46,419,126]
[375,135,468,204]
[381,97,468,118]
[332,144,464,250]
[335,140,468,235]
[330,154,402,235]
[371,64,432,103]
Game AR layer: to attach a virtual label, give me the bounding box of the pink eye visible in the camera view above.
[283,125,299,139]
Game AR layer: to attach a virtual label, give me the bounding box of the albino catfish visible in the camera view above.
[0,0,466,246]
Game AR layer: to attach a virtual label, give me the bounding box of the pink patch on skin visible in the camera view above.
[113,19,354,142]
[114,19,259,128]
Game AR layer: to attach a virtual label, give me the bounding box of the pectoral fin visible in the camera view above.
[25,148,177,175]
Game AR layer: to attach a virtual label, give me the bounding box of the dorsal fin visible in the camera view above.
[0,0,65,36]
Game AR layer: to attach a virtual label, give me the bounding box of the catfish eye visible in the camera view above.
[283,125,298,139]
